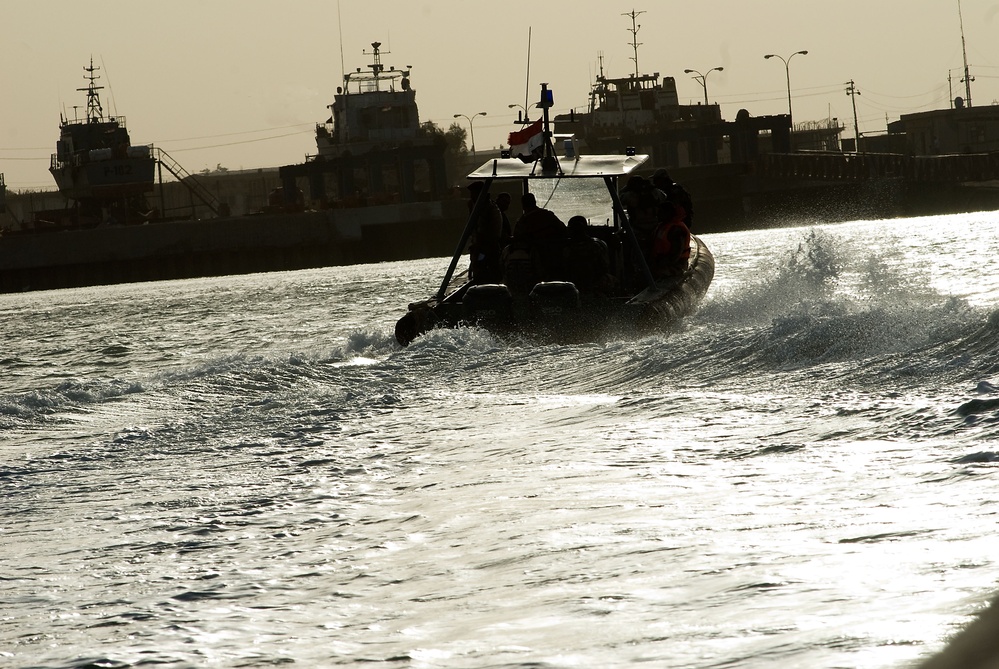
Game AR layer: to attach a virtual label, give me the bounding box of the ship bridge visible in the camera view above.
[318,42,421,156]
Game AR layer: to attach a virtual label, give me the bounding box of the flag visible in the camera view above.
[507,120,544,163]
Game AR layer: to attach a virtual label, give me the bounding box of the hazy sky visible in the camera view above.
[3,0,997,190]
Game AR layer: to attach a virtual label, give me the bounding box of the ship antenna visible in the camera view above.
[623,9,645,78]
[337,0,346,88]
[958,0,974,106]
[522,27,532,121]
[78,56,104,123]
[100,55,118,118]
[590,51,605,114]
[364,41,387,91]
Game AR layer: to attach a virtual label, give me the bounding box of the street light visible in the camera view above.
[454,111,487,155]
[683,67,724,106]
[508,103,529,123]
[764,50,808,126]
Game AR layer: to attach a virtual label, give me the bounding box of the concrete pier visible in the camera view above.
[0,200,467,294]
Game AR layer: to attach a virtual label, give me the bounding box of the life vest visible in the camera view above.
[651,216,691,272]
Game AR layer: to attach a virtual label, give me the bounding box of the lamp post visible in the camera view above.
[683,67,724,105]
[508,103,529,123]
[764,50,808,126]
[454,111,487,155]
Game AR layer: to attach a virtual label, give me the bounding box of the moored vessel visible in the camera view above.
[48,58,156,225]
[0,47,466,294]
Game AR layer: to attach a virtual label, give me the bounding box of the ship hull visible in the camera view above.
[50,157,156,200]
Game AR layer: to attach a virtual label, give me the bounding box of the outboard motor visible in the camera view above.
[529,281,581,320]
[395,303,438,346]
[462,284,514,325]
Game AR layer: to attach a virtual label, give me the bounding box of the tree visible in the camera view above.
[421,120,467,158]
[421,121,469,186]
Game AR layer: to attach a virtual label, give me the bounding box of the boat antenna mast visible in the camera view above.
[79,57,104,124]
[623,9,645,79]
[958,0,974,106]
[538,82,561,175]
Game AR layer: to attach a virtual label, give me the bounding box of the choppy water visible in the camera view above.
[3,207,999,668]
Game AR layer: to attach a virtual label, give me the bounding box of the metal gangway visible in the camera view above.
[154,148,221,217]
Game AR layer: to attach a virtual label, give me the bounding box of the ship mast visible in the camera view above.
[78,57,104,123]
[589,51,605,114]
[622,10,645,79]
[364,42,387,92]
[958,0,974,106]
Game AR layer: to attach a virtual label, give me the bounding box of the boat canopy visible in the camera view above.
[467,154,649,181]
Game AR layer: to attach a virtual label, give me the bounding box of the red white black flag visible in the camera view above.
[507,120,544,163]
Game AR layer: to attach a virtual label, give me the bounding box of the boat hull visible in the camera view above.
[395,235,714,345]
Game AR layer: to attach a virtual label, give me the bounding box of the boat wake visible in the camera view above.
[690,229,988,379]
[4,229,999,447]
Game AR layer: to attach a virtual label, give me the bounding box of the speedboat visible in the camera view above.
[395,84,714,346]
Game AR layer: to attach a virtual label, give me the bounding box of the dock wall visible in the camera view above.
[0,200,467,294]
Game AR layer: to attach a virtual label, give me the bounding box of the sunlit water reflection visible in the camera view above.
[2,210,998,668]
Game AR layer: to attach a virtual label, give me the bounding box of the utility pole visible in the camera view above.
[623,10,645,78]
[846,80,861,152]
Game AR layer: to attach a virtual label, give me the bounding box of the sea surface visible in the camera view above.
[3,186,999,668]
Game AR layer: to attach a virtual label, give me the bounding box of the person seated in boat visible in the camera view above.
[465,182,504,284]
[649,201,691,279]
[501,242,541,294]
[619,175,669,289]
[512,192,568,281]
[619,175,667,251]
[562,216,613,295]
[652,168,694,231]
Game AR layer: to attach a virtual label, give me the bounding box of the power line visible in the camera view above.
[1,122,316,154]
[160,129,312,152]
[156,122,314,144]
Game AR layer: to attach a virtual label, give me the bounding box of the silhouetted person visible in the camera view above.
[513,192,565,243]
[649,201,691,279]
[619,175,667,289]
[619,175,665,250]
[512,192,567,280]
[652,168,694,231]
[465,181,503,284]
